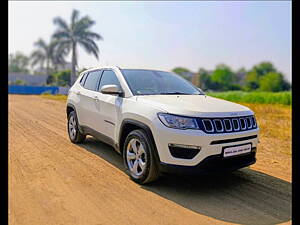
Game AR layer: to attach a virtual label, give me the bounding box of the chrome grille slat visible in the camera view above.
[232,118,240,131]
[246,117,253,129]
[213,119,224,132]
[202,119,214,132]
[239,118,247,130]
[223,119,233,131]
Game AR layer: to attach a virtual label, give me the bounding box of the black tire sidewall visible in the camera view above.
[123,130,154,184]
[68,111,83,143]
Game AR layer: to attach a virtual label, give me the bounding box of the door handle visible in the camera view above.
[93,96,99,102]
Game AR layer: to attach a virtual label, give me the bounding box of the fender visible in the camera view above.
[119,119,161,162]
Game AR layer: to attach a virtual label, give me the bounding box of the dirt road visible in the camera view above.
[9,95,291,225]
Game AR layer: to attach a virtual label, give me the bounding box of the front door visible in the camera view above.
[93,70,123,143]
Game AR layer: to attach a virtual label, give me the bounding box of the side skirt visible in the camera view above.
[80,125,121,154]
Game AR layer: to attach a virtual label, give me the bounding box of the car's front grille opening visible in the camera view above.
[213,119,224,132]
[223,119,232,131]
[239,118,247,130]
[251,116,257,128]
[232,119,240,131]
[202,119,214,132]
[246,117,252,129]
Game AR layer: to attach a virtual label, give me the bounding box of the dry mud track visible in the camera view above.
[8,95,291,225]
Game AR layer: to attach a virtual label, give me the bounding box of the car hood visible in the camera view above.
[136,95,252,117]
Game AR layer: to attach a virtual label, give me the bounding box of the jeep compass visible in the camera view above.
[66,66,259,184]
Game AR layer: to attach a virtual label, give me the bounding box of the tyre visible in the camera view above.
[123,129,160,184]
[67,111,86,144]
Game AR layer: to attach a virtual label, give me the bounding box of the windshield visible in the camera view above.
[121,69,205,95]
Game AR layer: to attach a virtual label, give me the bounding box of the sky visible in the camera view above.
[9,1,291,81]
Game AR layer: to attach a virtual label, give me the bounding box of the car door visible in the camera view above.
[78,70,103,128]
[72,72,88,125]
[93,70,123,142]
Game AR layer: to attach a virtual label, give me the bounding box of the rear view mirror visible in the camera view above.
[100,85,123,96]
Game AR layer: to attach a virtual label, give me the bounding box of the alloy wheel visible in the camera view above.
[126,138,147,178]
[68,115,77,140]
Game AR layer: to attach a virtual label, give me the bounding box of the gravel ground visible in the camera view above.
[9,95,291,225]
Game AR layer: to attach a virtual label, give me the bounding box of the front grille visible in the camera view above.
[198,115,257,134]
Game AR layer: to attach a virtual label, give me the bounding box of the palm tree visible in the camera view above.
[30,38,51,75]
[31,39,53,75]
[52,9,102,84]
[31,38,68,75]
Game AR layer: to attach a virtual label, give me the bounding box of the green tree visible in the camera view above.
[244,61,290,91]
[235,67,247,86]
[9,52,30,73]
[172,67,191,80]
[52,9,102,85]
[259,72,288,92]
[210,64,237,91]
[198,68,211,90]
[47,70,71,87]
[172,67,190,75]
[244,71,259,91]
[252,62,277,77]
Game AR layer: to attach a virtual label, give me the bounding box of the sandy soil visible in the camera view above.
[9,95,291,225]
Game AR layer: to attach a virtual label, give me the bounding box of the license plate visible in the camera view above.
[223,144,252,158]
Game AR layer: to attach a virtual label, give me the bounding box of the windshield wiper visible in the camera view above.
[159,92,190,95]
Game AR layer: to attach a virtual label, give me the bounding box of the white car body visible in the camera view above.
[67,66,259,181]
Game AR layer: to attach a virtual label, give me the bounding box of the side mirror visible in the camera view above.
[100,84,123,96]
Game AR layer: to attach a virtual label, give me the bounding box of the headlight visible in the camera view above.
[157,113,199,130]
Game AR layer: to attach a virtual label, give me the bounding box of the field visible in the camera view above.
[207,91,291,105]
[9,95,291,225]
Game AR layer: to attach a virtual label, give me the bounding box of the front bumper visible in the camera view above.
[151,117,259,167]
[159,149,256,175]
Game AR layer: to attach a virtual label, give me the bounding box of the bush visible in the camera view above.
[11,79,27,86]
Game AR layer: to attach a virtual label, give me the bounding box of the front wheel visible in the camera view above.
[123,129,160,184]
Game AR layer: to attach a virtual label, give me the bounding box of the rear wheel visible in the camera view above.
[68,111,86,144]
[123,129,160,184]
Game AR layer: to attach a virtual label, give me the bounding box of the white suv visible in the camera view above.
[66,66,259,184]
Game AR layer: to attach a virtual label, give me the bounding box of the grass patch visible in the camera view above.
[241,102,291,155]
[207,91,291,105]
[41,93,67,101]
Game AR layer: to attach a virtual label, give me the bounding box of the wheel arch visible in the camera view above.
[119,119,161,162]
[66,103,76,117]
